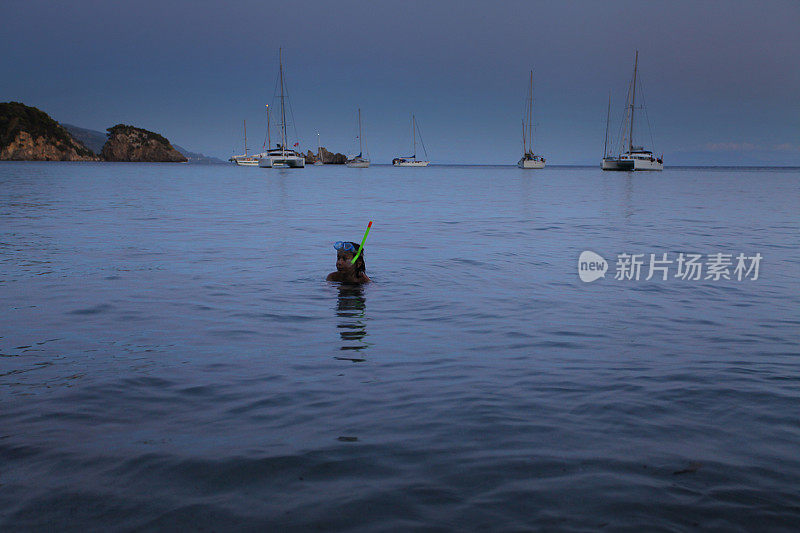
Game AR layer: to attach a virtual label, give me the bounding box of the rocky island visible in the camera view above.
[100,124,187,162]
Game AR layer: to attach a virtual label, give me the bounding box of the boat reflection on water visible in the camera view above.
[334,284,369,360]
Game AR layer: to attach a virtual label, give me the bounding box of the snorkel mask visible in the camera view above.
[334,241,357,253]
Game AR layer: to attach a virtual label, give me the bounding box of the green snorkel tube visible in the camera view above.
[351,221,372,264]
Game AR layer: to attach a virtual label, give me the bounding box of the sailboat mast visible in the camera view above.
[362,110,368,156]
[629,50,638,153]
[317,132,321,159]
[266,105,271,150]
[243,119,248,156]
[279,48,287,152]
[603,91,611,158]
[528,70,533,154]
[358,108,363,155]
[412,114,416,158]
[522,120,526,154]
[521,87,527,153]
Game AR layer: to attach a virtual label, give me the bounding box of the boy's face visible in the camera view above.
[336,251,356,272]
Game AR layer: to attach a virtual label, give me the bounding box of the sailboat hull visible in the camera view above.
[393,160,429,167]
[633,159,663,171]
[346,160,370,168]
[602,155,662,171]
[259,152,305,168]
[602,158,633,171]
[269,156,305,168]
[233,157,259,166]
[517,158,545,169]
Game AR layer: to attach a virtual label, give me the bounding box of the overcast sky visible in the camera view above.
[3,0,798,165]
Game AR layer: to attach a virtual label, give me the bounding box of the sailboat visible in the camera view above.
[517,70,546,169]
[392,114,429,167]
[602,51,663,171]
[314,132,324,165]
[258,48,305,169]
[346,108,370,168]
[230,120,259,166]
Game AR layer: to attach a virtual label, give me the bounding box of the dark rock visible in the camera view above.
[305,146,347,164]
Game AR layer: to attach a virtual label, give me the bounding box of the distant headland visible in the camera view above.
[0,102,220,163]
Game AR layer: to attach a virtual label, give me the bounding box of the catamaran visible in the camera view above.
[258,48,305,169]
[346,108,370,168]
[230,120,259,166]
[517,70,546,169]
[602,51,663,171]
[392,114,429,167]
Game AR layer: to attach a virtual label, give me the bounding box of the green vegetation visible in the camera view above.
[0,101,95,157]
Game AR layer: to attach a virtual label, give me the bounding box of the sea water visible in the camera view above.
[1,162,799,530]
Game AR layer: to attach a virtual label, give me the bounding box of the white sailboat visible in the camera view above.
[346,108,370,168]
[230,120,259,166]
[392,114,429,167]
[258,48,305,169]
[314,132,324,165]
[602,51,663,171]
[517,70,546,169]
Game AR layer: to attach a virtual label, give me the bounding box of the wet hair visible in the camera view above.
[342,241,366,275]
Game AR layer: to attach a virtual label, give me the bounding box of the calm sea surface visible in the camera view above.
[1,162,799,531]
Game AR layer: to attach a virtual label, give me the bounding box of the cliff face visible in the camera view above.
[305,146,347,164]
[0,102,99,161]
[101,124,187,162]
